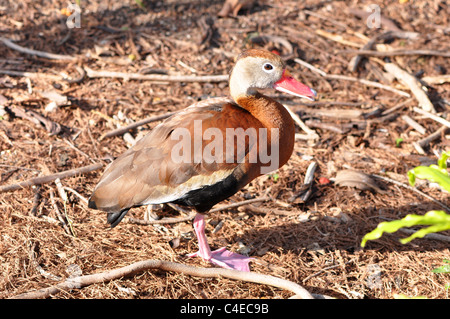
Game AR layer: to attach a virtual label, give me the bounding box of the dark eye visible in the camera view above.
[263,63,274,71]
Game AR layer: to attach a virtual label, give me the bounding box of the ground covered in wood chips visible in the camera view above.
[1,0,449,299]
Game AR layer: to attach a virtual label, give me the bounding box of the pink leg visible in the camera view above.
[187,213,253,272]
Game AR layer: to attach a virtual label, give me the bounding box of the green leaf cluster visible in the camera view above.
[361,210,450,247]
[361,152,450,247]
[408,151,450,193]
[432,259,450,274]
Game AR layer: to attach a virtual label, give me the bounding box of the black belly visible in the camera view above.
[96,169,248,228]
[173,172,244,213]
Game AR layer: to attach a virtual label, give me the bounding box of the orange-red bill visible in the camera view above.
[273,70,317,101]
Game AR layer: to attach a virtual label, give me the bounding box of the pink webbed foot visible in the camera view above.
[188,247,253,272]
[188,213,253,272]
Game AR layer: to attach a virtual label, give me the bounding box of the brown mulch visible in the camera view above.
[0,0,449,299]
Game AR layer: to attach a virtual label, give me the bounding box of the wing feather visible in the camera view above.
[89,101,264,212]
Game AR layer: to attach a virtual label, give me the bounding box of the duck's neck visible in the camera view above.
[229,62,257,99]
[235,93,295,169]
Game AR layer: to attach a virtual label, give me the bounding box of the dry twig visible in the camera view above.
[49,189,73,236]
[283,103,318,138]
[341,49,450,58]
[10,259,314,299]
[84,67,229,83]
[416,125,449,149]
[0,163,103,193]
[413,107,450,128]
[421,75,450,85]
[384,63,435,112]
[294,58,410,97]
[100,97,234,140]
[373,174,450,212]
[0,69,62,81]
[100,112,176,140]
[401,115,426,135]
[0,37,76,61]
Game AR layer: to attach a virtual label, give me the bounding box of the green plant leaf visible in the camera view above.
[438,152,450,170]
[134,0,145,9]
[361,210,450,247]
[432,259,450,274]
[270,173,279,182]
[408,166,450,192]
[408,152,450,192]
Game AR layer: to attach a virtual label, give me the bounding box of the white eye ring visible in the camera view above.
[262,63,275,73]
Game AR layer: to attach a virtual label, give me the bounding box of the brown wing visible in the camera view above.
[89,100,265,215]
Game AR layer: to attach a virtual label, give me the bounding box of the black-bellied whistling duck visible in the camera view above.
[88,49,316,272]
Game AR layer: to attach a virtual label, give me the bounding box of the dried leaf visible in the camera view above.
[335,169,386,194]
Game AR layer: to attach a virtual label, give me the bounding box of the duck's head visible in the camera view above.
[229,49,317,101]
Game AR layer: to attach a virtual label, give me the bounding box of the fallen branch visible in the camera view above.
[421,74,450,85]
[327,73,410,97]
[84,67,229,83]
[100,97,234,140]
[0,69,62,81]
[401,115,426,135]
[100,112,176,140]
[381,98,414,116]
[0,67,85,83]
[384,63,435,112]
[341,49,450,58]
[0,37,76,61]
[10,259,314,299]
[373,174,450,212]
[413,107,450,128]
[0,163,103,193]
[283,103,318,138]
[294,58,410,97]
[416,125,449,149]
